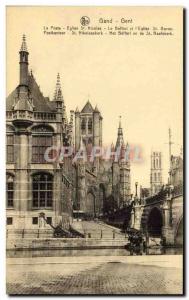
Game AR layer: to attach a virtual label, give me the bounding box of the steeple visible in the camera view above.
[115,116,124,149]
[53,73,64,114]
[20,34,28,51]
[19,34,29,86]
[54,73,64,102]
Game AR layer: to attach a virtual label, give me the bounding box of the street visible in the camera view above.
[7,255,183,295]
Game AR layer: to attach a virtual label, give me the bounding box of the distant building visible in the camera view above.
[150,151,163,196]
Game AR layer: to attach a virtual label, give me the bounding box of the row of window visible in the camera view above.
[6,173,53,209]
[152,158,161,169]
[6,134,53,163]
[6,217,52,225]
[152,172,161,182]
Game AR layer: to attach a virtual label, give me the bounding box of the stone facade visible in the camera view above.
[6,36,131,232]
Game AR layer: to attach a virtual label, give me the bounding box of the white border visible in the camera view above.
[0,0,188,299]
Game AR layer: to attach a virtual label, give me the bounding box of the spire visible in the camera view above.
[115,116,124,149]
[54,73,64,102]
[20,34,28,52]
[19,34,29,86]
[94,105,100,112]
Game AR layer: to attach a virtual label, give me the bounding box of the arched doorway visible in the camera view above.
[175,218,183,246]
[147,207,163,237]
[86,192,96,218]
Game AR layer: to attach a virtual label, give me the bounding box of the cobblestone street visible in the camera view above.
[7,255,183,295]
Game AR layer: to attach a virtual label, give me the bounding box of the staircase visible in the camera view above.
[72,220,127,240]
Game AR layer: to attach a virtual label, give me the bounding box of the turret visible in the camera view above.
[115,116,124,150]
[13,35,33,129]
[53,73,64,112]
[19,34,29,86]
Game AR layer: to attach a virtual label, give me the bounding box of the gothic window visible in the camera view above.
[88,118,93,134]
[6,134,14,163]
[156,158,159,168]
[6,174,14,208]
[158,172,161,181]
[81,118,86,134]
[32,126,53,163]
[32,173,53,208]
[154,173,157,182]
[153,159,155,169]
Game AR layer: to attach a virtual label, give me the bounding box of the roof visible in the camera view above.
[6,74,56,112]
[81,101,94,113]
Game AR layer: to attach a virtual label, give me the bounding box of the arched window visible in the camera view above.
[6,125,15,163]
[32,173,53,208]
[6,174,14,208]
[158,172,161,181]
[32,125,53,163]
[156,158,159,168]
[88,118,93,134]
[81,118,86,134]
[154,173,157,182]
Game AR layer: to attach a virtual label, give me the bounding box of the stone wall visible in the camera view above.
[7,237,127,250]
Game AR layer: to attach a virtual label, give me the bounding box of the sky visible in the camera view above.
[6,6,183,193]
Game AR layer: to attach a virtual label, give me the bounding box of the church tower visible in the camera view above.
[75,100,102,170]
[150,151,163,195]
[113,117,131,208]
[75,101,102,149]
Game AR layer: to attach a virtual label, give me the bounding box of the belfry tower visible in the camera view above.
[150,151,163,195]
[113,117,131,207]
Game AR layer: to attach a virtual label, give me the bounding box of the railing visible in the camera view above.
[6,111,13,119]
[6,228,127,239]
[6,111,57,121]
[34,112,56,121]
[84,229,127,239]
[7,229,53,239]
[13,110,33,120]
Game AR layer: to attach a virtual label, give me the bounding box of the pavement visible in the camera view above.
[6,255,183,295]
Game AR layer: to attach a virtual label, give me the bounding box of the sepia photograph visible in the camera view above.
[6,6,184,295]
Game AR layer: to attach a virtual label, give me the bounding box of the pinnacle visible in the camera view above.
[20,34,28,52]
[54,73,63,102]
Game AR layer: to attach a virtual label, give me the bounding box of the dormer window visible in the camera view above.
[88,118,93,134]
[81,118,86,134]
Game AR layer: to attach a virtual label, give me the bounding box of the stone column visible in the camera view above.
[75,111,80,152]
[131,208,135,228]
[162,192,174,245]
[16,131,30,229]
[77,162,86,213]
[133,200,142,230]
